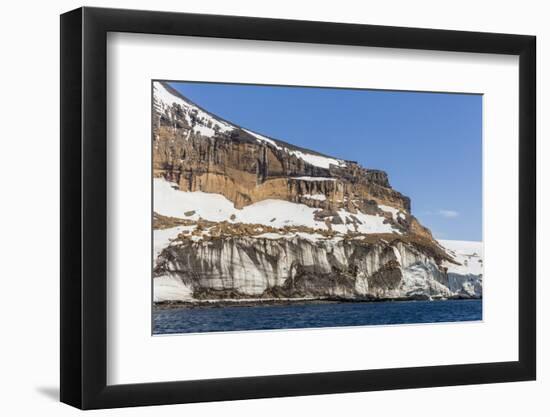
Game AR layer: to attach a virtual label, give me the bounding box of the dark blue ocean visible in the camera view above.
[153,299,482,335]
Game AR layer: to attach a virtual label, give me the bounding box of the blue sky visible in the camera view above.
[169,81,482,241]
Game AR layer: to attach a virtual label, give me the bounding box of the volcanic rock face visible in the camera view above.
[152,81,482,303]
[153,83,411,214]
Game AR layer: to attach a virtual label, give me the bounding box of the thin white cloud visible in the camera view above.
[418,209,460,219]
[438,210,459,218]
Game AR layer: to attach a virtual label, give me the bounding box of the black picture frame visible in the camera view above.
[60,6,536,410]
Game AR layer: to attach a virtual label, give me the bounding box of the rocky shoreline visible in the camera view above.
[153,294,482,310]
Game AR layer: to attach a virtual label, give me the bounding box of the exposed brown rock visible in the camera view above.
[153,81,431,239]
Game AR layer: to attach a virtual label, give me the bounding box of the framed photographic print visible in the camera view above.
[60,6,536,409]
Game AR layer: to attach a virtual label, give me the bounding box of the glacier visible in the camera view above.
[153,224,482,303]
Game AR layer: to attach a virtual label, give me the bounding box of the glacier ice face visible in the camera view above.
[439,240,483,298]
[154,273,194,302]
[153,235,478,302]
[447,273,483,298]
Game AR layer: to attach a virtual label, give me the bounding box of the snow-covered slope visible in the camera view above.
[153,81,347,169]
[154,178,399,235]
[439,240,483,276]
[154,81,234,136]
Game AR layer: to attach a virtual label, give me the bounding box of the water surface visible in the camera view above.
[153,299,482,335]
